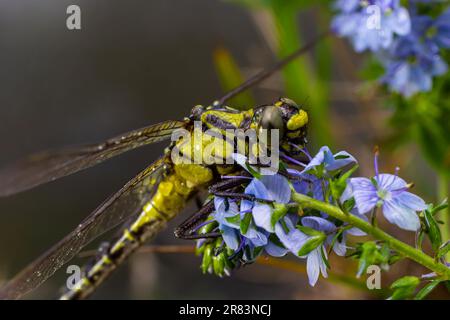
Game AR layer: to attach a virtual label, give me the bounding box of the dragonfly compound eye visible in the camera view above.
[260,105,285,138]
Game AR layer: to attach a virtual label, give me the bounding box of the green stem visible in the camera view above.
[292,192,450,280]
[437,175,450,260]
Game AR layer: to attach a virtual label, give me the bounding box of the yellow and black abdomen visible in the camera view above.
[60,162,214,300]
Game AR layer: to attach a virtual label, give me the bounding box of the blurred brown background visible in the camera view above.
[0,0,442,299]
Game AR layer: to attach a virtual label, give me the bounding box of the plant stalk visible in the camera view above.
[437,175,450,260]
[292,192,450,279]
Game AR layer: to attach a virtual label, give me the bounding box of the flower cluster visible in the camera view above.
[195,147,429,286]
[332,0,450,97]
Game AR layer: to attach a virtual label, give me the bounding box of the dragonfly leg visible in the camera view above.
[211,191,275,204]
[208,176,273,203]
[176,231,222,240]
[207,175,250,193]
[174,200,215,239]
[176,175,275,241]
[175,176,250,240]
[211,191,254,201]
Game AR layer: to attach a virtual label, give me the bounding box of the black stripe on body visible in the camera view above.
[205,114,236,130]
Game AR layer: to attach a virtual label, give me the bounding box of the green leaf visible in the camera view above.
[271,203,288,228]
[240,212,252,235]
[279,218,289,234]
[245,163,262,179]
[389,276,420,300]
[424,209,442,253]
[201,246,213,274]
[342,197,356,213]
[356,242,377,277]
[330,164,359,200]
[297,225,324,237]
[213,253,226,277]
[391,276,420,289]
[328,228,344,255]
[225,214,241,226]
[320,246,331,270]
[437,241,450,259]
[416,229,425,251]
[199,218,218,235]
[297,234,326,256]
[414,281,441,300]
[430,200,448,216]
[355,241,389,277]
[268,233,285,249]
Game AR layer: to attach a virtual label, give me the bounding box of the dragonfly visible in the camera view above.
[0,32,327,300]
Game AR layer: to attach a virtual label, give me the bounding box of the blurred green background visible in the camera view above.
[0,0,446,299]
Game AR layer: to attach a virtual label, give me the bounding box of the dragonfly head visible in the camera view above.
[254,97,308,153]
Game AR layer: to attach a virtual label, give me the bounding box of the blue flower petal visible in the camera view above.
[340,181,354,203]
[302,146,357,175]
[259,175,291,203]
[327,151,357,171]
[306,248,327,286]
[240,199,253,214]
[213,197,240,228]
[395,191,427,211]
[244,224,268,247]
[331,237,347,256]
[376,173,407,191]
[274,217,308,255]
[244,178,269,200]
[382,199,420,231]
[390,7,411,35]
[265,240,288,257]
[252,203,274,233]
[220,225,240,250]
[302,216,336,233]
[348,177,378,214]
[334,0,359,13]
[302,146,329,172]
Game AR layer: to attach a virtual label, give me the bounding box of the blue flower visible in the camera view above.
[242,174,291,233]
[273,215,364,286]
[381,11,449,97]
[341,153,427,231]
[332,0,411,52]
[213,197,242,250]
[291,171,326,201]
[210,168,294,255]
[301,146,357,177]
[409,7,450,53]
[273,214,306,256]
[300,217,336,286]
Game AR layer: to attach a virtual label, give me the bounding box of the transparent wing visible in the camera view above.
[0,120,185,197]
[0,158,167,300]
